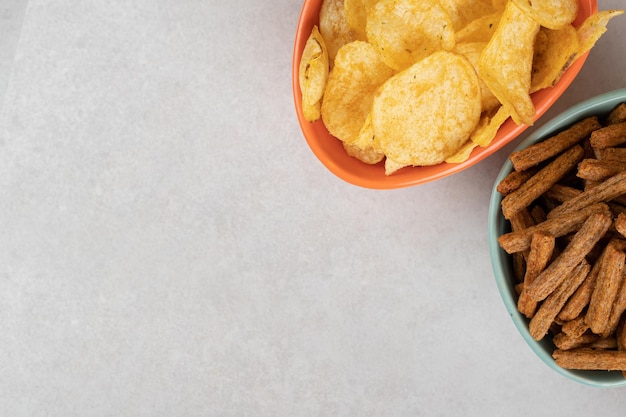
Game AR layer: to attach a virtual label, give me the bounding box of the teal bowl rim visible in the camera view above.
[488,88,626,388]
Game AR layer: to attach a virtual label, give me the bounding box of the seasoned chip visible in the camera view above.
[455,11,502,43]
[319,0,359,62]
[372,51,481,166]
[470,106,509,147]
[343,112,385,164]
[343,0,377,41]
[454,42,499,112]
[511,0,578,30]
[366,0,455,71]
[479,0,539,126]
[299,25,330,122]
[321,41,394,145]
[573,10,624,62]
[439,0,494,31]
[531,25,580,93]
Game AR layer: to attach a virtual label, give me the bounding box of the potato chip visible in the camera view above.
[342,112,385,164]
[491,0,507,11]
[343,0,376,41]
[530,25,579,93]
[454,11,502,43]
[573,10,625,62]
[299,25,330,122]
[372,51,481,166]
[366,0,455,71]
[479,1,539,126]
[470,105,510,147]
[445,140,479,164]
[319,0,358,62]
[321,41,394,145]
[454,42,500,112]
[511,0,578,30]
[439,0,494,31]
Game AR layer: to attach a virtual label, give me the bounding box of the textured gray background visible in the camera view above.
[1,1,626,416]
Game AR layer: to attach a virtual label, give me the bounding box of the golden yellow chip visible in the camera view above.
[445,139,479,163]
[470,105,510,147]
[454,42,500,113]
[455,11,502,43]
[343,112,385,164]
[319,0,358,62]
[366,0,455,71]
[439,0,494,31]
[372,51,482,166]
[479,0,539,126]
[491,0,507,11]
[321,41,394,144]
[511,0,578,30]
[299,26,330,122]
[573,10,625,62]
[530,25,579,93]
[343,0,374,41]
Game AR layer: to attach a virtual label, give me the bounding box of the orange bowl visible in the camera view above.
[292,0,597,189]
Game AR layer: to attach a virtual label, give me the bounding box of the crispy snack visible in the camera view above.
[511,0,578,30]
[561,316,589,338]
[478,1,539,126]
[573,10,625,62]
[498,203,611,254]
[589,122,626,149]
[321,41,394,145]
[496,167,539,195]
[372,51,481,166]
[546,170,626,219]
[576,159,626,182]
[455,11,502,43]
[594,147,626,162]
[529,260,589,340]
[603,269,626,338]
[366,0,455,71]
[470,106,511,147]
[530,25,580,93]
[319,0,358,62]
[553,332,599,350]
[343,0,373,40]
[558,256,601,322]
[525,213,611,302]
[544,183,582,203]
[501,145,584,219]
[608,103,626,125]
[299,26,330,122]
[509,117,600,172]
[518,232,555,318]
[553,349,626,371]
[615,213,626,238]
[585,243,626,336]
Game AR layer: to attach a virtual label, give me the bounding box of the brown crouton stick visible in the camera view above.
[501,145,584,219]
[547,170,626,219]
[576,159,626,181]
[525,213,611,302]
[529,260,590,340]
[518,232,555,318]
[497,203,611,254]
[553,349,626,371]
[585,242,626,336]
[589,122,626,149]
[509,117,600,171]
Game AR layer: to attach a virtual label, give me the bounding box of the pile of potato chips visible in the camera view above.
[298,0,623,175]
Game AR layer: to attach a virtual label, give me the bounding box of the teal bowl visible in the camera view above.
[488,88,626,388]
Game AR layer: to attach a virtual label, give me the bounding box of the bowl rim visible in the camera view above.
[292,0,598,189]
[488,88,626,388]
